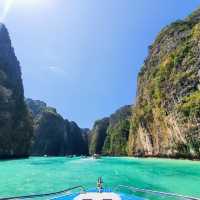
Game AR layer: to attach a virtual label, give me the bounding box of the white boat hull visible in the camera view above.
[74,192,121,200]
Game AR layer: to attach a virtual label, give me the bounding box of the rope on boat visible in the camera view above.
[0,185,85,200]
[114,185,200,200]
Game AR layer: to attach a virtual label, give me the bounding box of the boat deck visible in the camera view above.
[74,192,121,200]
[52,191,143,200]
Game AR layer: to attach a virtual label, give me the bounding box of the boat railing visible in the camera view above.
[114,185,200,200]
[0,185,86,200]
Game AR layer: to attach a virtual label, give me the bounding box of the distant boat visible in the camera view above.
[92,154,101,159]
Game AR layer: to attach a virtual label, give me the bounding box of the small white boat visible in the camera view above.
[92,154,101,159]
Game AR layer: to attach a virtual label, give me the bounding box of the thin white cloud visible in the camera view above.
[47,66,67,76]
[49,66,64,73]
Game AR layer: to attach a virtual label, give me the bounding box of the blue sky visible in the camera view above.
[0,0,200,128]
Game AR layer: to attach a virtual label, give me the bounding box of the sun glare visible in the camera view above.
[0,0,54,22]
[17,0,54,7]
[17,0,43,6]
[0,0,14,22]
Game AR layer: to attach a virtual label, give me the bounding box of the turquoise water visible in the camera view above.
[0,157,200,199]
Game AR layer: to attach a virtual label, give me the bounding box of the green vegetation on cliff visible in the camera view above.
[89,118,109,155]
[128,8,200,159]
[0,24,33,159]
[103,106,132,155]
[89,106,132,156]
[26,98,89,156]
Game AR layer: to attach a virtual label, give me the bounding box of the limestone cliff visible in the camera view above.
[64,120,89,155]
[103,105,132,155]
[128,8,200,159]
[0,24,33,159]
[89,105,132,155]
[89,118,109,154]
[31,107,65,156]
[26,98,89,156]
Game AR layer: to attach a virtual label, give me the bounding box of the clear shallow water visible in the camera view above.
[0,157,200,199]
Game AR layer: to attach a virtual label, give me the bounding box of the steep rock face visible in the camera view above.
[81,128,90,154]
[26,98,46,117]
[82,128,90,147]
[89,118,109,154]
[26,99,89,156]
[31,108,65,156]
[89,105,132,155]
[0,24,33,159]
[128,9,200,159]
[64,120,89,155]
[103,105,132,155]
